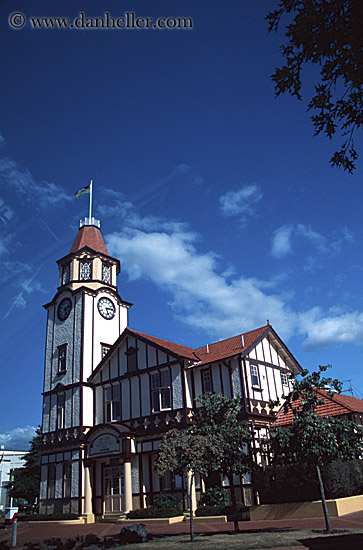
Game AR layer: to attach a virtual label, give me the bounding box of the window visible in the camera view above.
[250,365,260,387]
[126,347,138,372]
[281,372,289,386]
[79,260,92,281]
[104,384,121,422]
[57,392,65,429]
[151,370,171,412]
[63,462,72,498]
[48,464,56,499]
[62,263,70,285]
[201,369,213,394]
[102,262,111,284]
[101,344,111,358]
[58,344,67,373]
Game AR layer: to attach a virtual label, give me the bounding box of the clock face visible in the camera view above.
[98,297,116,319]
[58,298,72,321]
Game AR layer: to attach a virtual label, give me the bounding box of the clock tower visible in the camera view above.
[40,218,131,516]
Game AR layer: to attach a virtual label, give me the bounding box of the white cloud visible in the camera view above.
[271,225,293,258]
[299,307,363,350]
[270,223,354,263]
[0,425,36,450]
[0,158,72,208]
[106,227,296,340]
[219,184,263,223]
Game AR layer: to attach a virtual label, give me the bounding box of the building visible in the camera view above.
[275,388,363,427]
[0,449,27,512]
[40,218,302,521]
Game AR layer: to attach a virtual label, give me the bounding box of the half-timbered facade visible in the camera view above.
[40,218,302,521]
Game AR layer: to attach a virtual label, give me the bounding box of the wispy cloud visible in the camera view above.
[219,184,263,225]
[0,425,36,450]
[271,225,293,259]
[271,223,354,262]
[299,307,363,350]
[0,158,72,208]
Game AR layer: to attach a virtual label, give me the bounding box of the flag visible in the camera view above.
[75,184,91,199]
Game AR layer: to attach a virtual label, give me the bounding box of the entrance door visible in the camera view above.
[104,466,124,513]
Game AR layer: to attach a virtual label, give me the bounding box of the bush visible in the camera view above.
[153,493,177,508]
[126,506,182,519]
[254,459,363,504]
[198,487,231,507]
[29,513,79,521]
[195,502,248,517]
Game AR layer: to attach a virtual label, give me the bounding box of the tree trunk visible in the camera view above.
[316,464,332,533]
[188,473,195,543]
[228,475,239,532]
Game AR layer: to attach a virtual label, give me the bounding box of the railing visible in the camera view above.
[80,217,100,228]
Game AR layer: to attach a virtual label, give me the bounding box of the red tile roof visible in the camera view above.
[128,329,197,361]
[128,325,270,365]
[275,388,363,426]
[70,226,109,256]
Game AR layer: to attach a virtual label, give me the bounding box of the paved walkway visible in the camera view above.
[0,511,363,548]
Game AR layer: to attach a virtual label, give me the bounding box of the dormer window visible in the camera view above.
[79,260,92,281]
[102,262,111,285]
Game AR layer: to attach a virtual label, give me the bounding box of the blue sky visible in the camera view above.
[1,0,363,449]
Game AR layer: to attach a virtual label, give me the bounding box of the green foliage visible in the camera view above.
[270,366,363,468]
[267,0,363,172]
[126,506,182,519]
[195,502,248,517]
[153,493,177,509]
[29,513,79,521]
[192,393,252,480]
[6,426,42,504]
[255,460,363,504]
[198,487,231,507]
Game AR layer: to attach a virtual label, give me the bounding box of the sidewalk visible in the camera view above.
[0,510,362,548]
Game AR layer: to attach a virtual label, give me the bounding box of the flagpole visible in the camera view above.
[89,180,93,221]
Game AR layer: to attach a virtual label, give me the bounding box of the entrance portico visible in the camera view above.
[85,424,135,519]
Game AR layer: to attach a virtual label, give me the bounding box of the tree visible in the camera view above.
[267,1,363,172]
[6,427,42,505]
[270,366,363,532]
[154,428,219,542]
[192,394,252,532]
[155,393,252,539]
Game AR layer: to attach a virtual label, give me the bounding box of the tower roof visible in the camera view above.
[70,225,109,256]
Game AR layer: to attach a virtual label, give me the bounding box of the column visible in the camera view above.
[123,461,133,513]
[83,463,95,523]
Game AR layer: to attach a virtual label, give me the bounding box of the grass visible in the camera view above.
[113,528,363,549]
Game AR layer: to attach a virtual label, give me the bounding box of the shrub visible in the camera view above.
[29,513,79,521]
[126,506,182,519]
[198,487,231,507]
[153,493,177,509]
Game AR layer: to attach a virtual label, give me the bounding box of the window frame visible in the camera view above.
[101,343,111,359]
[281,372,289,387]
[150,369,171,413]
[79,259,92,281]
[58,344,67,374]
[201,368,213,394]
[63,462,72,498]
[57,392,65,429]
[104,383,121,422]
[102,262,112,285]
[47,464,56,499]
[126,347,138,373]
[250,364,260,388]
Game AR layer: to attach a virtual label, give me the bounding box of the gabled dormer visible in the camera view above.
[56,218,120,292]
